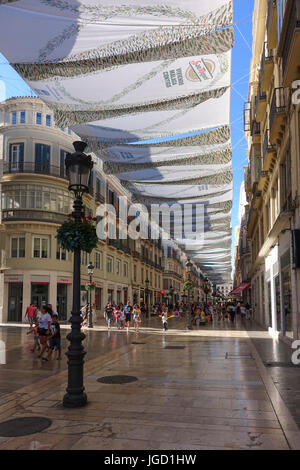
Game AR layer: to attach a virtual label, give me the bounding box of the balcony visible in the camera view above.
[280,0,300,87]
[255,87,267,122]
[132,251,140,259]
[260,42,274,92]
[267,0,278,50]
[269,87,287,144]
[251,121,261,144]
[262,130,277,171]
[243,101,251,133]
[2,209,67,224]
[3,162,68,180]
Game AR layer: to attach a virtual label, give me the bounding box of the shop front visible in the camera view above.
[7,275,23,322]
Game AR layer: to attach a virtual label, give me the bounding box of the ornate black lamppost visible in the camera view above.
[185,259,193,330]
[87,261,95,328]
[63,141,93,408]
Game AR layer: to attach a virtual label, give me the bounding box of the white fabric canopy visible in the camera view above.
[0,0,234,283]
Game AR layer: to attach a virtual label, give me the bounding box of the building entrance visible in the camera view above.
[57,284,67,321]
[8,283,23,322]
[31,283,48,308]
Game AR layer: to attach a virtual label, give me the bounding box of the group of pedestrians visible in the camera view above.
[104,301,142,331]
[25,303,61,361]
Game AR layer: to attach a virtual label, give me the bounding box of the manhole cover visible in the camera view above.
[131,342,145,345]
[0,417,52,437]
[97,375,138,384]
[264,362,300,368]
[164,346,185,350]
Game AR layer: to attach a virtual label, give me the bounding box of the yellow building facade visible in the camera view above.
[244,0,300,342]
[0,97,164,322]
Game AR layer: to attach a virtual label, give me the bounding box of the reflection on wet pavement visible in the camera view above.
[0,318,299,450]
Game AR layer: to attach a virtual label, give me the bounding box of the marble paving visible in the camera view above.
[0,318,300,450]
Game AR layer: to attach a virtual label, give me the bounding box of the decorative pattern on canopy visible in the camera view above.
[0,0,234,283]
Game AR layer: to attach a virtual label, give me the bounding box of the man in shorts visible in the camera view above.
[124,300,133,330]
[105,303,114,329]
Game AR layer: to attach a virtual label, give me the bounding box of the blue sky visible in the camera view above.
[0,0,254,273]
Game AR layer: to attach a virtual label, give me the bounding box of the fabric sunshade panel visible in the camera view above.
[0,1,233,64]
[0,0,234,282]
[67,87,231,140]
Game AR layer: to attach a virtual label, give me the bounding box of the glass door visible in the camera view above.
[8,283,23,322]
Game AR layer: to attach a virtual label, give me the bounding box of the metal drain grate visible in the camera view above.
[226,353,252,359]
[264,362,300,368]
[131,342,145,345]
[164,346,185,350]
[0,417,52,437]
[97,375,138,384]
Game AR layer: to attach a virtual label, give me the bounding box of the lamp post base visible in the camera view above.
[63,391,87,408]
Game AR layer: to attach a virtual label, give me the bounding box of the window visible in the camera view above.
[20,111,26,124]
[56,241,68,260]
[9,143,24,172]
[107,256,113,273]
[81,251,88,266]
[11,112,17,125]
[33,236,50,258]
[60,149,68,178]
[123,262,128,277]
[116,259,121,275]
[36,112,42,125]
[95,251,102,269]
[35,143,50,173]
[68,127,72,135]
[108,188,114,206]
[61,127,65,132]
[11,236,25,258]
[2,185,72,214]
[134,265,137,282]
[46,114,51,126]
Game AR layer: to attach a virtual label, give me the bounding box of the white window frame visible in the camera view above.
[20,111,26,124]
[11,143,21,170]
[10,235,25,258]
[116,258,121,276]
[45,114,51,127]
[95,251,102,269]
[36,112,42,125]
[32,235,50,259]
[56,242,68,261]
[11,112,17,125]
[107,255,113,273]
[123,262,128,277]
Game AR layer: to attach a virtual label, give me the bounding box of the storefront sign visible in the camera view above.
[4,275,23,283]
[57,277,72,285]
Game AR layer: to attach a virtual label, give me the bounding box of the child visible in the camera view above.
[161,313,168,331]
[133,309,141,332]
[27,321,40,352]
[43,314,61,361]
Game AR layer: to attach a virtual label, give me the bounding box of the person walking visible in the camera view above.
[229,303,236,323]
[25,303,36,326]
[133,305,141,332]
[161,313,168,331]
[116,305,122,329]
[43,314,61,361]
[104,303,114,330]
[37,306,52,359]
[124,300,133,331]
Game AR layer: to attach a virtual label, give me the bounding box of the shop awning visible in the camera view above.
[229,282,251,295]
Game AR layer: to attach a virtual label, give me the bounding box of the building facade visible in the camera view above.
[242,0,300,342]
[0,97,165,322]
